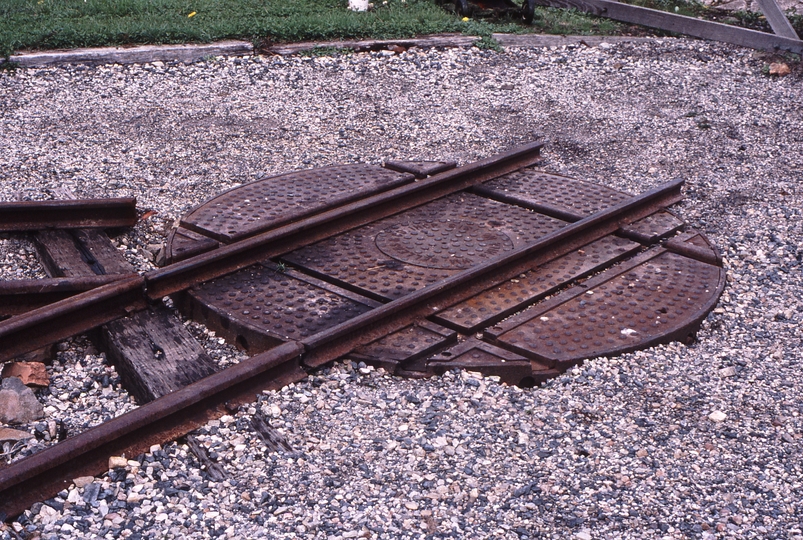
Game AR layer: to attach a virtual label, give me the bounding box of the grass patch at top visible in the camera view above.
[0,0,628,58]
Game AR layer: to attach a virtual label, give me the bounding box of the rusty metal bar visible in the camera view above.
[0,341,304,518]
[144,141,544,299]
[0,277,147,362]
[0,198,138,231]
[0,275,136,318]
[301,179,684,366]
[665,236,722,266]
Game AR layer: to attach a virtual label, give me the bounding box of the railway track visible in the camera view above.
[0,141,725,518]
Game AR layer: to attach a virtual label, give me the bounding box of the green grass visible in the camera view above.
[0,0,626,58]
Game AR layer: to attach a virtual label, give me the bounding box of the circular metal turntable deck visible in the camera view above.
[166,160,725,386]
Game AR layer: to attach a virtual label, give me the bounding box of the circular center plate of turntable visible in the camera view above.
[375,220,514,270]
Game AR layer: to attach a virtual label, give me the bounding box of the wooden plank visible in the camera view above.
[531,0,803,54]
[184,435,227,481]
[7,40,253,68]
[34,229,133,277]
[72,230,135,275]
[32,210,217,407]
[34,230,94,277]
[250,412,293,453]
[754,0,799,40]
[101,306,219,404]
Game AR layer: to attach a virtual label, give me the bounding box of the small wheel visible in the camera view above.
[522,0,536,24]
[455,0,472,17]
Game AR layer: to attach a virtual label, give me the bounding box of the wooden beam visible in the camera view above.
[265,34,480,55]
[33,221,218,406]
[7,40,253,68]
[531,0,803,54]
[754,0,799,40]
[102,307,219,404]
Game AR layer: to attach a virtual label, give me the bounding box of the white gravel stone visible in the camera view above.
[1,39,802,540]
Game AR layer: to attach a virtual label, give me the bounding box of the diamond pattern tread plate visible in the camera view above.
[169,155,725,387]
[350,320,457,374]
[163,227,219,265]
[282,192,568,302]
[473,169,632,221]
[485,248,726,368]
[180,164,414,243]
[620,210,684,244]
[432,235,641,333]
[180,264,376,353]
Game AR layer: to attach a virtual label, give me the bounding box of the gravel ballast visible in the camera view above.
[0,39,802,539]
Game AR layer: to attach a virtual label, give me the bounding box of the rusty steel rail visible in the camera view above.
[0,142,544,362]
[0,176,683,517]
[0,198,138,231]
[0,342,305,518]
[0,277,146,361]
[0,275,137,318]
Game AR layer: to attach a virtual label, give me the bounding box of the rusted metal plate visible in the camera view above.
[351,320,457,374]
[180,164,415,243]
[486,248,726,368]
[180,263,377,352]
[620,209,684,244]
[426,338,558,387]
[162,227,220,265]
[283,192,567,301]
[0,145,729,520]
[473,169,631,221]
[151,141,545,300]
[432,235,641,333]
[383,160,457,178]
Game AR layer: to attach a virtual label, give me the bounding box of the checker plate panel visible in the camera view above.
[433,235,641,332]
[490,250,724,367]
[181,164,414,242]
[283,193,568,301]
[477,169,631,219]
[167,155,725,386]
[187,265,374,343]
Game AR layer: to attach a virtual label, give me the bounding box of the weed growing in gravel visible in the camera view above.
[474,35,503,51]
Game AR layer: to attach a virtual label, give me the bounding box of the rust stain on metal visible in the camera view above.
[432,235,640,333]
[486,248,725,367]
[383,160,457,178]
